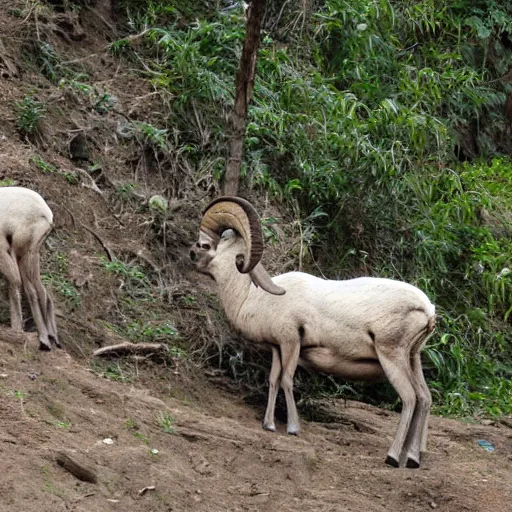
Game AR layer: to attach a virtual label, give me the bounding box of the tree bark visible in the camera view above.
[221,0,266,196]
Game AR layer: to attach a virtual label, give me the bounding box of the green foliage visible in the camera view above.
[42,252,81,308]
[32,42,63,84]
[30,155,79,184]
[118,121,169,152]
[44,275,81,308]
[113,0,512,418]
[156,412,176,434]
[0,178,16,187]
[116,182,136,201]
[102,257,151,289]
[6,389,28,399]
[95,362,131,382]
[15,95,46,136]
[52,420,71,429]
[59,79,117,113]
[148,195,169,214]
[132,430,151,446]
[100,257,184,356]
[30,155,57,174]
[124,418,139,430]
[124,320,180,343]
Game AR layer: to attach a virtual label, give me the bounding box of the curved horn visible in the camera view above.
[250,263,286,296]
[201,196,263,273]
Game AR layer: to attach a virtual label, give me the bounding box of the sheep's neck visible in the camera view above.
[211,262,251,327]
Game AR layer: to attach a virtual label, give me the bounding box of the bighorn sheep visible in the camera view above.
[190,196,436,468]
[0,186,59,350]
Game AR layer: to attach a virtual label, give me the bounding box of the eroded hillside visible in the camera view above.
[1,329,512,512]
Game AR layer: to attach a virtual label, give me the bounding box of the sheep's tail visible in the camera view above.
[427,303,436,334]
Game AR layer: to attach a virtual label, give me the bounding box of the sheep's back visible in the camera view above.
[0,187,53,231]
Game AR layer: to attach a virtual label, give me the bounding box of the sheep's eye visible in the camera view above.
[201,243,211,251]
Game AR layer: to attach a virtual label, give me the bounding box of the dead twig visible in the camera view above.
[138,486,156,496]
[75,167,124,226]
[75,167,104,196]
[61,53,99,65]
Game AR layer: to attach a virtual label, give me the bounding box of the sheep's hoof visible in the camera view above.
[262,423,276,432]
[287,425,300,436]
[39,342,51,351]
[49,335,62,349]
[385,455,399,468]
[406,456,420,469]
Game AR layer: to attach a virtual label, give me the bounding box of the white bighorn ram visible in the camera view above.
[190,196,436,468]
[0,186,59,350]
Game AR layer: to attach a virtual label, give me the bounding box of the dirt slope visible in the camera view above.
[1,329,511,512]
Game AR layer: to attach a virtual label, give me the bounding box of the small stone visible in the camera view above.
[150,448,159,455]
[430,501,437,509]
[102,438,114,445]
[0,373,8,378]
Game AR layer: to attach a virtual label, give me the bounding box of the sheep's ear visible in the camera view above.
[220,228,236,240]
[250,263,285,296]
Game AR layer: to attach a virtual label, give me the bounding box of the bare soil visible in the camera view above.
[0,329,511,512]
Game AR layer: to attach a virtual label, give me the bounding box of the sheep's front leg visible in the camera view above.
[280,342,301,435]
[263,345,282,432]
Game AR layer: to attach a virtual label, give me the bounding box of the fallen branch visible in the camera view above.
[92,342,165,358]
[55,451,98,483]
[80,224,115,262]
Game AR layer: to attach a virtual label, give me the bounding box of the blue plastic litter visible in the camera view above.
[477,439,495,452]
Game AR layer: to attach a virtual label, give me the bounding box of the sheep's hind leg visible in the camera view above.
[44,293,60,348]
[19,249,52,351]
[376,347,417,468]
[404,352,432,468]
[0,243,23,331]
[279,342,301,435]
[263,345,282,432]
[29,243,60,347]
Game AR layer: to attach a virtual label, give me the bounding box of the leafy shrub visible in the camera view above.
[112,0,512,417]
[15,96,46,136]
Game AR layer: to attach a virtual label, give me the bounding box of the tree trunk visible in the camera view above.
[221,0,266,196]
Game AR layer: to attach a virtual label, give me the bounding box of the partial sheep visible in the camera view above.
[0,186,59,350]
[190,196,436,468]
